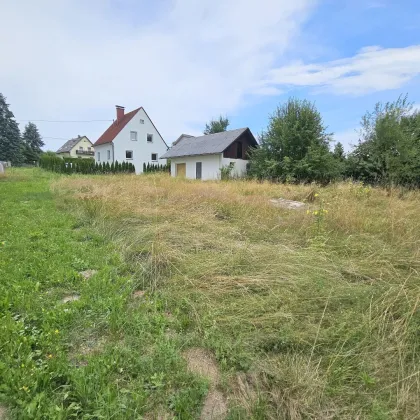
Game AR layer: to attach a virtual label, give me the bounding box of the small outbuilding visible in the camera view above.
[160,128,258,180]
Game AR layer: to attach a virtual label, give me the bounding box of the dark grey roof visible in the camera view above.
[56,136,90,153]
[161,128,253,159]
[172,133,195,146]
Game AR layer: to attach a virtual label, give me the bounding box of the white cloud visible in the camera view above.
[264,45,420,95]
[0,0,314,149]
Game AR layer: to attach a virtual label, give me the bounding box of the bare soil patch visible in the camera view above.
[269,198,306,209]
[133,290,146,298]
[183,348,228,419]
[200,389,227,420]
[183,348,220,384]
[0,405,7,420]
[62,294,80,303]
[79,269,97,280]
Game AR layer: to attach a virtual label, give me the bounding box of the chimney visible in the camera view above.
[116,105,125,121]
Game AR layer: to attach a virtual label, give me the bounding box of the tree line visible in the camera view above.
[206,95,420,187]
[39,155,135,174]
[0,93,44,165]
[3,90,420,187]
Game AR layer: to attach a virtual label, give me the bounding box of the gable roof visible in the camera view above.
[172,133,195,146]
[93,107,168,147]
[94,108,141,146]
[56,136,91,153]
[160,128,257,159]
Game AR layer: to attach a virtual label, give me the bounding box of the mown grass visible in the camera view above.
[1,168,420,419]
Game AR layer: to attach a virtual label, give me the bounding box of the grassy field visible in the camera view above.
[1,168,419,419]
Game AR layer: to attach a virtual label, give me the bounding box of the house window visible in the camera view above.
[147,134,153,143]
[236,142,243,159]
[79,146,83,151]
[196,162,202,180]
[151,153,158,161]
[140,119,144,124]
[130,131,138,141]
[126,150,133,159]
[107,150,110,160]
[97,152,100,161]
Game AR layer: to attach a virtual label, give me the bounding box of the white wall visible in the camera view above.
[170,154,222,180]
[95,108,168,174]
[169,155,249,180]
[221,157,248,178]
[94,144,111,164]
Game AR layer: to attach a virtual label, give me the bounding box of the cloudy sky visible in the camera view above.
[1,0,419,151]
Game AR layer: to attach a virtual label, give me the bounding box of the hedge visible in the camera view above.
[40,156,135,174]
[142,162,170,173]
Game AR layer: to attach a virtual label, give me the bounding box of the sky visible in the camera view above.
[1,0,420,152]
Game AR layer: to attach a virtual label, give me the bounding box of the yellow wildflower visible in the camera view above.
[314,210,318,215]
[54,329,59,334]
[20,386,29,392]
[21,364,25,368]
[314,193,319,197]
[47,354,53,359]
[306,210,310,214]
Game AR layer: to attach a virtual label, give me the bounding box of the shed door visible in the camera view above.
[196,162,202,179]
[176,163,186,177]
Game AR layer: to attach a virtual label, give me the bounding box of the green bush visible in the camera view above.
[143,162,170,174]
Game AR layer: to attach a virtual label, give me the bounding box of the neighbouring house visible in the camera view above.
[93,105,168,174]
[56,135,94,159]
[160,128,258,180]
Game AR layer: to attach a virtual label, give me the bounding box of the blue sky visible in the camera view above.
[1,0,419,152]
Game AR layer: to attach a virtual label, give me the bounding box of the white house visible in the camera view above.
[160,128,258,180]
[93,105,168,174]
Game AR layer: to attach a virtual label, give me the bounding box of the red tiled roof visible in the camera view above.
[93,108,141,146]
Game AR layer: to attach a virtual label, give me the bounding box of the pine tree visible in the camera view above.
[0,93,23,165]
[143,162,146,173]
[22,122,44,164]
[110,162,115,173]
[105,162,111,173]
[22,142,38,164]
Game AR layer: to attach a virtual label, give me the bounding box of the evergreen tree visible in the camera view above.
[110,162,115,173]
[22,122,44,163]
[143,162,146,173]
[105,162,111,173]
[22,142,38,164]
[0,93,23,165]
[333,142,345,161]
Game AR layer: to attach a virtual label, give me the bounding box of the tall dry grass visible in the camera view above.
[53,174,420,419]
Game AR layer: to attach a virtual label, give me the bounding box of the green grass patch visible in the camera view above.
[0,169,206,419]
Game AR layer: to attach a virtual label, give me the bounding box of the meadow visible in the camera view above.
[1,168,419,419]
